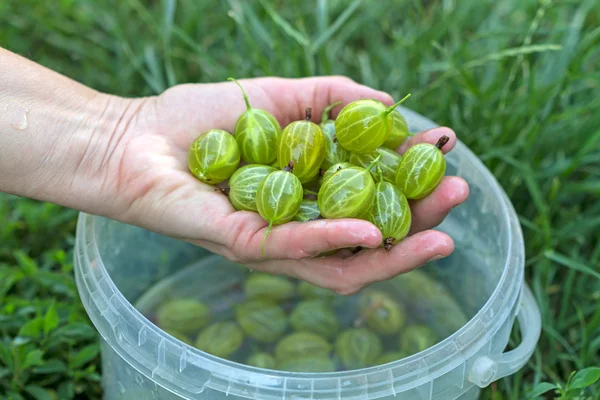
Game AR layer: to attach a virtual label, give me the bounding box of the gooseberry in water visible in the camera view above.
[349,147,401,184]
[399,324,438,355]
[274,331,331,361]
[194,321,244,359]
[235,298,288,343]
[334,328,383,370]
[224,164,277,212]
[289,299,340,339]
[229,77,282,164]
[243,272,295,301]
[366,181,412,251]
[317,155,380,219]
[320,101,350,169]
[246,352,276,369]
[382,110,410,150]
[334,94,411,154]
[256,163,303,255]
[156,298,211,335]
[395,135,449,200]
[187,129,240,184]
[357,289,406,335]
[277,108,326,184]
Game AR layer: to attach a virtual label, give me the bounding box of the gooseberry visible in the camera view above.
[188,129,240,184]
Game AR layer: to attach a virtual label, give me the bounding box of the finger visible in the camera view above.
[409,176,470,234]
[255,76,394,125]
[397,126,457,155]
[249,230,454,295]
[220,211,383,262]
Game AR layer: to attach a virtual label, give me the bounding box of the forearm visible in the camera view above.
[0,48,133,216]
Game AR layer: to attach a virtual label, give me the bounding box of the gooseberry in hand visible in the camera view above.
[320,101,350,169]
[229,77,282,165]
[367,181,412,250]
[349,147,401,183]
[317,155,380,219]
[188,129,240,184]
[395,135,449,200]
[334,94,411,154]
[277,108,326,184]
[382,110,410,150]
[292,199,321,222]
[224,164,277,212]
[256,163,304,255]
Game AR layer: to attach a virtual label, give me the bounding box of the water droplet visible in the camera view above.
[8,104,29,131]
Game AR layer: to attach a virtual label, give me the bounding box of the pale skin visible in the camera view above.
[0,47,469,295]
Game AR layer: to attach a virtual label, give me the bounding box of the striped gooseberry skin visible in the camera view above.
[256,170,303,225]
[235,299,288,343]
[367,181,412,250]
[317,166,376,219]
[334,100,393,154]
[228,164,277,212]
[321,120,350,169]
[321,161,354,183]
[395,136,449,200]
[187,129,240,184]
[349,147,401,183]
[382,110,410,150]
[292,200,320,222]
[277,114,326,184]
[234,108,281,164]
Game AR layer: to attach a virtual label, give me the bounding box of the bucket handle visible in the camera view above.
[468,284,542,388]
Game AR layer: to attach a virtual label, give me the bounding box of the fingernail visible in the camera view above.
[427,254,444,262]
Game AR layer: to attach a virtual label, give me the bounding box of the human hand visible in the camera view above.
[102,76,468,294]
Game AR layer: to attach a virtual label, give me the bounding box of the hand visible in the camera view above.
[103,76,469,294]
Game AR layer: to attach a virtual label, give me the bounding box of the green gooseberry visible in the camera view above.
[374,351,408,366]
[367,181,412,251]
[156,298,211,335]
[246,352,276,369]
[275,331,331,361]
[277,108,326,184]
[334,328,383,370]
[188,129,241,184]
[382,110,410,150]
[298,281,337,301]
[243,272,296,301]
[399,324,439,355]
[317,155,380,219]
[195,321,244,359]
[276,355,336,373]
[320,101,350,170]
[256,164,303,255]
[289,299,340,339]
[320,161,354,183]
[334,94,411,154]
[223,164,277,212]
[292,199,321,222]
[358,289,406,336]
[229,77,282,164]
[395,136,449,200]
[235,298,288,343]
[349,147,401,183]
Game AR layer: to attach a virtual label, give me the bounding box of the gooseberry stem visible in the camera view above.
[435,135,450,150]
[321,101,342,123]
[384,237,394,251]
[227,77,252,110]
[215,187,230,196]
[261,222,273,257]
[376,165,384,183]
[366,153,383,172]
[304,189,318,196]
[383,93,411,116]
[283,161,295,173]
[305,108,312,121]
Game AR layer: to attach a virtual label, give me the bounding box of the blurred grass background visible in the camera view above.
[1,0,599,398]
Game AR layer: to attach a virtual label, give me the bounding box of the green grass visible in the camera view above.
[1,0,599,398]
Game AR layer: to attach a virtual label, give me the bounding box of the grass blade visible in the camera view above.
[544,250,600,281]
[310,0,362,53]
[259,0,310,48]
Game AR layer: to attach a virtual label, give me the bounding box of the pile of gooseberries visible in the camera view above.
[187,78,449,255]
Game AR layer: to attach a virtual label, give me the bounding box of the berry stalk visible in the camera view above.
[227,77,252,110]
[383,93,411,116]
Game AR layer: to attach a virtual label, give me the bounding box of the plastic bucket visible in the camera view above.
[74,107,542,400]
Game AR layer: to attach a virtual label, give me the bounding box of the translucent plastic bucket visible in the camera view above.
[74,107,542,400]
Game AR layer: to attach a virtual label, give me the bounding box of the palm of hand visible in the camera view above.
[113,77,469,295]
